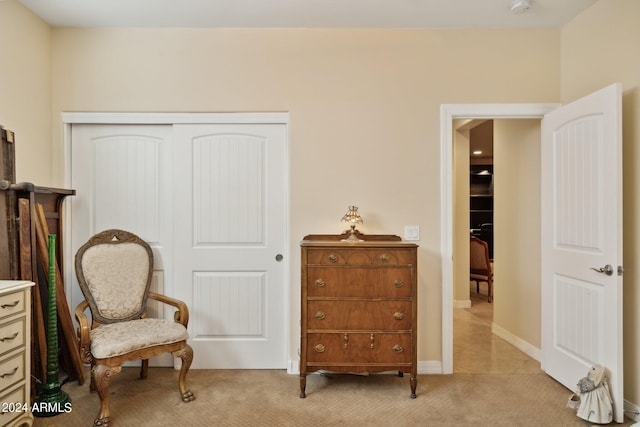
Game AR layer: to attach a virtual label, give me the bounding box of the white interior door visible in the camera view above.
[172,124,287,369]
[70,124,174,365]
[541,83,623,422]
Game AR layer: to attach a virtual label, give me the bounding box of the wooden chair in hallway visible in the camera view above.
[74,229,195,426]
[470,236,493,302]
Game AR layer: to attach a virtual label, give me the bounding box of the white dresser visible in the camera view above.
[0,281,34,427]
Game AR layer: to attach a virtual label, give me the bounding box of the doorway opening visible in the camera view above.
[453,118,544,374]
[439,103,557,374]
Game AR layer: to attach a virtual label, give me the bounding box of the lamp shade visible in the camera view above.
[341,206,363,225]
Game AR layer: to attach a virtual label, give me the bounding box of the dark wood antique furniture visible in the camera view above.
[299,232,418,398]
[470,164,493,258]
[75,229,195,427]
[0,126,84,391]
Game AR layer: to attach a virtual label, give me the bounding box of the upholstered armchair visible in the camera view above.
[74,229,195,427]
[470,236,494,303]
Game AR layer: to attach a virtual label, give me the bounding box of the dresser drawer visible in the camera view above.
[0,384,28,426]
[307,266,412,298]
[306,333,412,364]
[0,352,25,392]
[0,319,26,357]
[307,300,412,330]
[306,248,415,266]
[0,291,25,321]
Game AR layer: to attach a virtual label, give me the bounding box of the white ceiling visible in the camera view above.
[16,0,597,29]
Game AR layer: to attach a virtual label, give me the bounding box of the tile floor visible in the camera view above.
[453,283,541,374]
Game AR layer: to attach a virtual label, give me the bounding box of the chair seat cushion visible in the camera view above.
[90,318,189,359]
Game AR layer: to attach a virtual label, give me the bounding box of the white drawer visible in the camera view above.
[0,292,25,321]
[0,385,28,426]
[0,319,25,357]
[0,352,25,392]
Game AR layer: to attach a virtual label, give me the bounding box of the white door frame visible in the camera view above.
[439,103,558,373]
[61,111,290,365]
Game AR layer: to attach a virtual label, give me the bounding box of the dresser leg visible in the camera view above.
[410,374,417,398]
[299,375,307,398]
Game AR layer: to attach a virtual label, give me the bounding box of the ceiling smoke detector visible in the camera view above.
[511,0,531,14]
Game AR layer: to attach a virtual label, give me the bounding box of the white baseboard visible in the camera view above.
[453,299,471,309]
[417,360,442,374]
[491,322,541,362]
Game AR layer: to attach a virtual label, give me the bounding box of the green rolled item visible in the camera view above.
[33,234,72,417]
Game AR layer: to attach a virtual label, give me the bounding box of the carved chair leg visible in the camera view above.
[92,364,122,427]
[140,359,149,379]
[172,344,195,402]
[90,361,97,392]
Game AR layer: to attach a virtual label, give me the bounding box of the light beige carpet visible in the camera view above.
[31,366,633,426]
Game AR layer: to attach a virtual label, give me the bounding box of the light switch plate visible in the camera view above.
[404,225,420,241]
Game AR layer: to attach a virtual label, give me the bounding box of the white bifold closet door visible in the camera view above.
[70,122,287,369]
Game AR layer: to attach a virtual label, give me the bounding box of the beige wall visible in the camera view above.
[0,1,51,183]
[493,119,541,347]
[561,0,640,407]
[49,27,560,363]
[453,120,470,303]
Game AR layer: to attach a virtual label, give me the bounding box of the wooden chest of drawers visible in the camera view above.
[299,237,418,398]
[0,281,34,427]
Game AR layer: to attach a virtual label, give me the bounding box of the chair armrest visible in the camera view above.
[148,292,190,328]
[74,300,93,364]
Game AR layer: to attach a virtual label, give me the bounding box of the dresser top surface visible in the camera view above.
[301,240,418,248]
[0,280,34,293]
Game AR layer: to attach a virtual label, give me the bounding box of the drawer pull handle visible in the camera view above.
[393,312,404,320]
[344,333,349,349]
[315,311,326,320]
[0,366,18,378]
[328,254,338,263]
[394,280,404,288]
[315,279,326,288]
[370,333,375,349]
[392,345,404,353]
[314,344,325,353]
[379,254,391,262]
[0,332,18,342]
[1,301,19,309]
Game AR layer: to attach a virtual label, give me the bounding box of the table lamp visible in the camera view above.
[341,205,363,242]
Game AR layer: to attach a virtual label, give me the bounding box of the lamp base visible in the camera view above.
[341,228,363,242]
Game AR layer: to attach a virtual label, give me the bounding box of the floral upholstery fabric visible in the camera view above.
[90,318,189,359]
[81,243,150,320]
